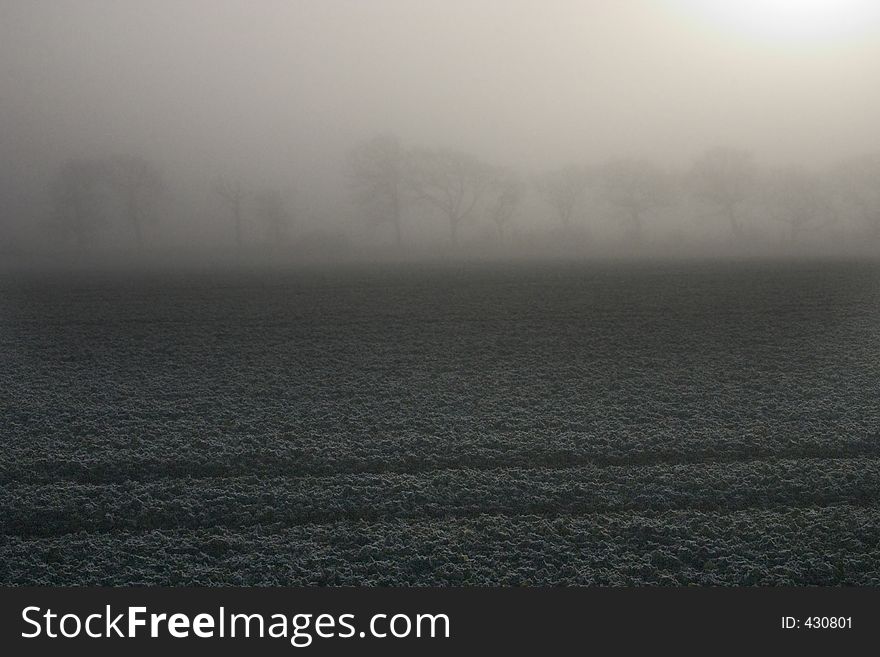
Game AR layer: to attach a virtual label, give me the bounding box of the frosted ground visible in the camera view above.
[2,260,879,585]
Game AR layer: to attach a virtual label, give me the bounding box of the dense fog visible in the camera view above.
[2,0,880,265]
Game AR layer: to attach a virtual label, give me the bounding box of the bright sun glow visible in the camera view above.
[676,0,880,44]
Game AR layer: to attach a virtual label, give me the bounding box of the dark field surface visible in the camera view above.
[2,259,880,585]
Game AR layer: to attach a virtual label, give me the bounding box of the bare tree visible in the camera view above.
[534,165,588,229]
[689,147,757,239]
[213,177,247,248]
[49,158,107,250]
[108,155,163,249]
[599,159,671,242]
[348,134,406,247]
[486,171,524,242]
[254,188,290,244]
[406,148,491,247]
[763,166,834,242]
[831,153,880,239]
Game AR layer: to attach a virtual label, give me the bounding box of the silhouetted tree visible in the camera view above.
[348,134,406,247]
[599,159,670,242]
[764,166,834,242]
[213,177,247,248]
[108,155,163,249]
[49,158,107,250]
[689,147,757,239]
[406,148,491,246]
[831,153,880,239]
[486,171,524,242]
[535,165,588,229]
[254,188,290,243]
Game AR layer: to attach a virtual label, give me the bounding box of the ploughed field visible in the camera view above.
[2,260,880,585]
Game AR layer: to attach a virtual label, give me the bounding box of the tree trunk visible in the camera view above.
[128,192,143,250]
[392,218,402,248]
[559,204,572,231]
[630,208,643,243]
[449,216,459,247]
[73,203,89,251]
[233,202,242,248]
[726,204,742,240]
[391,192,402,248]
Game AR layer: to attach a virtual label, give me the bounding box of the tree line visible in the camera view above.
[47,140,880,251]
[48,157,291,251]
[349,136,880,248]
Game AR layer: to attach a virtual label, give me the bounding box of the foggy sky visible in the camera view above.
[3,0,880,255]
